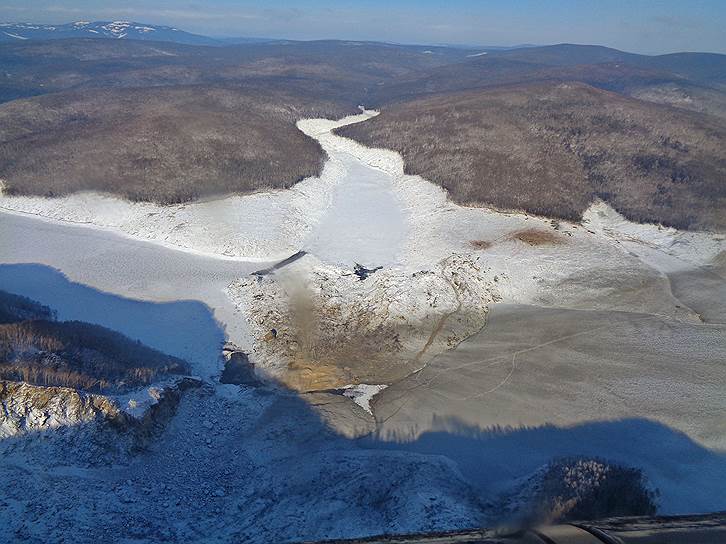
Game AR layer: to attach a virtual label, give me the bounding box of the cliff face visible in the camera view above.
[0,380,126,438]
[0,378,201,460]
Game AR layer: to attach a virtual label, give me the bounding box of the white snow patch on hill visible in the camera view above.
[3,31,27,40]
[582,201,725,274]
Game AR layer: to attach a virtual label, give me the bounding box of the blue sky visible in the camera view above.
[1,1,725,54]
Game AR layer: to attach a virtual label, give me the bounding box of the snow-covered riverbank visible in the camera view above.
[0,112,375,262]
[2,108,722,275]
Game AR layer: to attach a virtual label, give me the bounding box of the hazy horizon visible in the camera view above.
[1,0,725,55]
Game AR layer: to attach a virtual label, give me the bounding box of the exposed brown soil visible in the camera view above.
[469,240,493,250]
[509,228,563,246]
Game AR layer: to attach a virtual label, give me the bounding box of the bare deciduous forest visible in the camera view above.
[0,290,189,392]
[0,290,55,324]
[0,87,346,204]
[339,82,726,231]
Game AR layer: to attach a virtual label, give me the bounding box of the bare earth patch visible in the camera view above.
[469,240,493,250]
[509,228,563,246]
[227,255,499,392]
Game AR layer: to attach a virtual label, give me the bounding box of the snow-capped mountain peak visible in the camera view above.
[0,20,220,45]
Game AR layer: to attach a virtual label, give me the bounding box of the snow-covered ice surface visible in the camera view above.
[300,112,409,268]
[371,303,726,515]
[304,150,407,267]
[583,201,725,273]
[342,384,388,414]
[1,110,726,540]
[0,164,337,263]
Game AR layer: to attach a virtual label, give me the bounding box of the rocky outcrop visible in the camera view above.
[494,456,658,525]
[0,380,126,438]
[0,378,202,460]
[220,350,259,386]
[128,377,204,448]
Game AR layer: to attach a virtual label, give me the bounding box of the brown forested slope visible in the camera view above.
[0,291,189,392]
[338,82,726,231]
[0,86,343,203]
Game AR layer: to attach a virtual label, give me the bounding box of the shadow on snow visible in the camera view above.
[2,263,726,539]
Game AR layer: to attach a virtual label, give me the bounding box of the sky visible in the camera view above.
[1,0,725,54]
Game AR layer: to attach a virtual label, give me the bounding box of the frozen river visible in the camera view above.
[304,149,407,267]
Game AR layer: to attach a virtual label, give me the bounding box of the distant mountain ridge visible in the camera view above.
[0,21,221,45]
